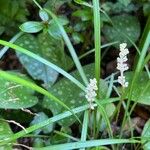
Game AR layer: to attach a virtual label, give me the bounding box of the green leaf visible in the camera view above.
[0,72,38,109]
[43,64,108,126]
[125,72,150,105]
[39,10,49,21]
[142,119,150,150]
[30,112,54,135]
[103,14,141,47]
[0,118,14,150]
[15,33,73,87]
[20,21,43,33]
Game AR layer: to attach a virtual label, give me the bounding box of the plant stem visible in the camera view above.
[93,0,101,96]
[80,110,89,150]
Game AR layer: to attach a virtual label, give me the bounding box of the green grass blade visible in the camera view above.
[93,0,101,96]
[33,139,140,150]
[44,8,88,85]
[80,110,89,150]
[0,32,23,59]
[95,99,113,139]
[0,39,85,90]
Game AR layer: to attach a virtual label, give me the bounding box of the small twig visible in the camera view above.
[13,143,33,150]
[5,120,27,133]
[21,108,38,116]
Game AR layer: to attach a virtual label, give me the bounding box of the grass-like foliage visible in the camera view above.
[0,0,150,149]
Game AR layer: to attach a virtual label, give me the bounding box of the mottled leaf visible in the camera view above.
[15,33,73,88]
[103,14,141,47]
[0,72,38,109]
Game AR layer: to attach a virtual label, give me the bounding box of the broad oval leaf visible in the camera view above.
[0,72,38,109]
[103,14,141,47]
[20,21,43,33]
[43,64,108,126]
[15,33,73,88]
[39,10,49,21]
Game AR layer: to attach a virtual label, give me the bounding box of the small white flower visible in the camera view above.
[85,78,98,110]
[117,43,129,87]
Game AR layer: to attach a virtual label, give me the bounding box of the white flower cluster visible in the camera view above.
[117,43,129,87]
[85,78,98,110]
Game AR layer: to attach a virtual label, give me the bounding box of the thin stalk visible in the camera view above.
[45,8,88,85]
[93,0,101,95]
[93,0,101,140]
[80,110,89,150]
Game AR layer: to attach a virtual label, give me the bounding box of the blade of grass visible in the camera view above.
[33,139,140,150]
[44,8,88,85]
[0,32,23,59]
[0,40,85,91]
[95,74,114,138]
[95,99,114,141]
[93,0,101,96]
[80,110,89,150]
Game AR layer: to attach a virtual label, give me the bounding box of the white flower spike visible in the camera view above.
[117,43,129,87]
[85,78,98,110]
